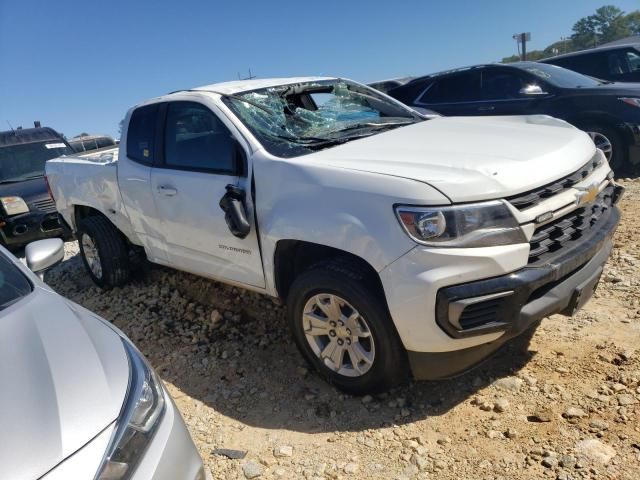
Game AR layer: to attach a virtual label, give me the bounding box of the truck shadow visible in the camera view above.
[47,251,538,434]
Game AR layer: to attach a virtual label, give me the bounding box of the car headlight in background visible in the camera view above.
[96,340,165,480]
[0,196,29,216]
[395,201,526,247]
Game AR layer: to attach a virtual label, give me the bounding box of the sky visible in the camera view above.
[1,0,639,138]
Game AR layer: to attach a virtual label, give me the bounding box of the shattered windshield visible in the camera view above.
[222,79,421,157]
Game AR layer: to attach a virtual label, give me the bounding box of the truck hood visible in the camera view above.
[306,115,597,203]
[0,288,128,480]
[0,176,47,200]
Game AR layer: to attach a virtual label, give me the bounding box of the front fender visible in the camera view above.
[254,154,450,294]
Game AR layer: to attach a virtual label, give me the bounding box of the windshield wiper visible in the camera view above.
[269,133,349,149]
[328,120,415,136]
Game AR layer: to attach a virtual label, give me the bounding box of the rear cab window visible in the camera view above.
[126,104,159,164]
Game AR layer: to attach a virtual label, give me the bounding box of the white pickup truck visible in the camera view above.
[47,77,623,394]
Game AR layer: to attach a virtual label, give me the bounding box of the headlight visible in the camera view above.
[0,196,29,216]
[96,340,165,480]
[619,97,640,108]
[395,201,526,247]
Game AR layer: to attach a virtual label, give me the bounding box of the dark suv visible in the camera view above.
[0,125,73,249]
[381,62,640,174]
[541,44,640,83]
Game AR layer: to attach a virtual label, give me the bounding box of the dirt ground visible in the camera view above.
[45,179,640,480]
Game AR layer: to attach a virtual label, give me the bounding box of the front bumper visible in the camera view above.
[381,184,623,381]
[0,211,69,248]
[409,222,615,379]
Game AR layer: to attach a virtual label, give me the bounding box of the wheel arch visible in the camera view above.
[567,112,627,138]
[273,240,388,306]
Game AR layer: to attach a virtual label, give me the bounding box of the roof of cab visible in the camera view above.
[131,76,339,110]
[191,76,334,95]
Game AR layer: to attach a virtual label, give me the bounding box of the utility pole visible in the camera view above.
[512,32,531,61]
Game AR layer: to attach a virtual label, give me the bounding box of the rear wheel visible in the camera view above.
[287,258,408,395]
[78,216,130,288]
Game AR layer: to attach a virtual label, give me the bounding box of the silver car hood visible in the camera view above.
[0,287,128,480]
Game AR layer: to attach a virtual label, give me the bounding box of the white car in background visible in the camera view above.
[0,239,203,479]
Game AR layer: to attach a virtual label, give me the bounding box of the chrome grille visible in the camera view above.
[30,197,56,213]
[528,183,614,264]
[507,156,603,210]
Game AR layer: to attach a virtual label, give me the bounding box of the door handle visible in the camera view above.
[157,185,178,196]
[477,106,495,112]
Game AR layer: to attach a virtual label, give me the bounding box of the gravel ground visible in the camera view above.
[43,179,640,480]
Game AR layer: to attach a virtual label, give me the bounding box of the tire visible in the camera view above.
[287,258,408,395]
[77,215,130,288]
[581,123,628,175]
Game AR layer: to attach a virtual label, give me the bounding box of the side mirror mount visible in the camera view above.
[519,84,548,96]
[219,185,251,239]
[411,106,442,119]
[25,238,64,279]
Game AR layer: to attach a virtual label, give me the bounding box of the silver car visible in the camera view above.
[0,239,204,480]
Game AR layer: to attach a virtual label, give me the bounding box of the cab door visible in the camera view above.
[150,100,265,288]
[117,103,168,263]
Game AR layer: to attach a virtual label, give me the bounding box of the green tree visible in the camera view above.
[502,5,640,63]
[627,11,640,34]
[570,5,631,48]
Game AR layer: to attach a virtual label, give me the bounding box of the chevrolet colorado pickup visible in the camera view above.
[46,77,623,394]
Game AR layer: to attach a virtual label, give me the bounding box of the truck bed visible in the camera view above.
[45,148,136,240]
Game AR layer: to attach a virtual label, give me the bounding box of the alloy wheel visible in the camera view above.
[81,233,103,279]
[587,131,613,162]
[302,293,375,377]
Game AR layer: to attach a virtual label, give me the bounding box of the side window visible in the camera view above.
[607,51,630,75]
[481,70,527,100]
[553,55,604,77]
[126,104,159,164]
[625,49,640,72]
[164,102,237,174]
[417,72,481,104]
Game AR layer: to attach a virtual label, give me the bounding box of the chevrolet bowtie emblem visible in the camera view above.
[575,183,599,206]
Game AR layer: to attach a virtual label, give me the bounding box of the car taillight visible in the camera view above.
[44,176,55,201]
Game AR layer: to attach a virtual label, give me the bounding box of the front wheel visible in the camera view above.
[78,216,130,288]
[582,124,627,175]
[287,259,408,395]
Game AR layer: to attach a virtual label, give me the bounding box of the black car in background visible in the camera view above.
[541,44,640,83]
[382,62,640,174]
[0,125,73,249]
